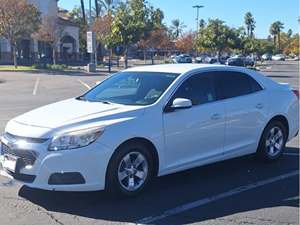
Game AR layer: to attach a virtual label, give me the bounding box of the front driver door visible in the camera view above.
[163,72,226,172]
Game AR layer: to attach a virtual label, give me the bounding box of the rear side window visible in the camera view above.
[173,73,216,105]
[214,71,262,100]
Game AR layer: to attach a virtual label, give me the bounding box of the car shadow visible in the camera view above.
[19,147,299,224]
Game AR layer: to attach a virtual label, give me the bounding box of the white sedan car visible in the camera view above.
[0,64,299,196]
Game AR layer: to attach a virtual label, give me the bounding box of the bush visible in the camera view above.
[32,63,46,69]
[32,64,68,70]
[46,64,68,70]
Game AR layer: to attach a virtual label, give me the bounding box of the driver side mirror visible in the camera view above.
[164,98,192,112]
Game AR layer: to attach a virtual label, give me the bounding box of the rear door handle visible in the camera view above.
[211,113,221,120]
[256,103,264,109]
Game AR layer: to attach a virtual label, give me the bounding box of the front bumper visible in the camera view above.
[0,135,113,192]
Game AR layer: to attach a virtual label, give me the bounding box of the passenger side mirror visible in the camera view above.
[171,98,192,110]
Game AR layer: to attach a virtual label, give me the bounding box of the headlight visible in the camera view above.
[49,127,104,151]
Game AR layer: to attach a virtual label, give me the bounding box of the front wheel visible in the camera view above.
[106,142,154,197]
[257,120,287,161]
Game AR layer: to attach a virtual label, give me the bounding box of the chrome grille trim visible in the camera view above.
[3,132,49,144]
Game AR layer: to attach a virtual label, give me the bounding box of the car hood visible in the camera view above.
[12,98,145,130]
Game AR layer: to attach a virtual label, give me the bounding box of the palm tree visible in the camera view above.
[80,0,86,23]
[269,21,284,50]
[100,0,114,14]
[95,0,100,17]
[244,12,255,38]
[170,19,186,39]
[199,19,206,30]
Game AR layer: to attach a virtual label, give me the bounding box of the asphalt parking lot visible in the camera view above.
[0,61,298,225]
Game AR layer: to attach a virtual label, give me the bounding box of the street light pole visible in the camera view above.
[89,0,93,65]
[193,5,204,32]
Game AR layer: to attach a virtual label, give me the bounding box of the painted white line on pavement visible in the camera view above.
[32,77,40,95]
[78,79,91,90]
[283,153,299,156]
[135,170,299,224]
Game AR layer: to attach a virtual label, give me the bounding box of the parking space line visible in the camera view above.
[283,153,299,156]
[32,77,40,95]
[78,79,91,90]
[135,170,299,224]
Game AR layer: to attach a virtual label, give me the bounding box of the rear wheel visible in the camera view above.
[257,120,287,161]
[106,142,154,197]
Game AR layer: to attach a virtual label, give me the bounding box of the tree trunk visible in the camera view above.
[95,0,100,17]
[52,48,56,65]
[108,48,112,73]
[124,46,128,69]
[217,50,221,62]
[144,49,147,64]
[151,52,154,65]
[12,45,18,68]
[80,0,86,24]
[278,33,281,50]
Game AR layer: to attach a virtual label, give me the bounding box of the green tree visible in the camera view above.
[196,19,239,59]
[111,0,147,68]
[69,6,89,56]
[244,12,256,38]
[139,5,165,62]
[0,0,41,67]
[93,14,115,71]
[287,29,293,38]
[269,21,284,51]
[199,19,206,30]
[170,19,186,39]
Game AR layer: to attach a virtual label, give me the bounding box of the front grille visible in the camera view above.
[3,132,49,144]
[1,144,37,166]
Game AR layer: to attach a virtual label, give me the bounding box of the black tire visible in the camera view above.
[256,120,287,161]
[106,142,155,197]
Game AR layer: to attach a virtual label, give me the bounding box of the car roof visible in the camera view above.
[124,64,225,74]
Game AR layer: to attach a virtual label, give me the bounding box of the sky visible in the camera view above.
[58,0,299,38]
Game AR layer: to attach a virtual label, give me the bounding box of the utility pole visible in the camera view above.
[193,5,204,32]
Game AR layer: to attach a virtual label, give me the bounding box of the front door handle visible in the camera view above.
[256,103,264,109]
[211,113,221,120]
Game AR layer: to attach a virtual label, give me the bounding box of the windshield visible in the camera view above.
[80,71,179,106]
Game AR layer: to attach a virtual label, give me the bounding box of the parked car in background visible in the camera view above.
[272,54,285,61]
[219,56,230,64]
[226,56,245,66]
[195,56,204,63]
[173,54,193,64]
[204,56,219,64]
[244,56,255,66]
[1,64,298,196]
[226,56,255,67]
[262,53,272,61]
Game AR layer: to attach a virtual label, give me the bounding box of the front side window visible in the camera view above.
[172,73,217,106]
[215,71,262,100]
[81,71,179,106]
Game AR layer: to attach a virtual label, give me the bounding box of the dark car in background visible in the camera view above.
[226,56,255,67]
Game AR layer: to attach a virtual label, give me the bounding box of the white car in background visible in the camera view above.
[272,54,285,61]
[0,64,299,196]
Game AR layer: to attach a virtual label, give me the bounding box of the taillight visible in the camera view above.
[292,89,299,99]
